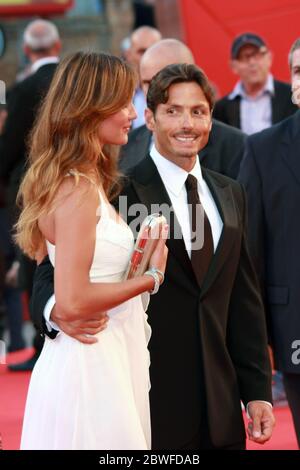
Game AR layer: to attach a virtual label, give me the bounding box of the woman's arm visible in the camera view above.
[53,178,166,320]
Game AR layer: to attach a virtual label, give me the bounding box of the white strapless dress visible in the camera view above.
[20,191,152,450]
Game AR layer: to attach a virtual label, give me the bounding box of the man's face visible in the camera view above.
[140,58,164,96]
[128,32,160,69]
[145,81,212,167]
[231,44,272,87]
[291,48,300,108]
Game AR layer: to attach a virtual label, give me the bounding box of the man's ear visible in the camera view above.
[266,50,273,68]
[230,59,239,76]
[23,44,31,59]
[145,108,155,132]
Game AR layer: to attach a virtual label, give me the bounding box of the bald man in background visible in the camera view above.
[125,26,162,128]
[120,39,246,178]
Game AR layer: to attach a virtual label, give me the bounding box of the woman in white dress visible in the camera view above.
[15,52,168,450]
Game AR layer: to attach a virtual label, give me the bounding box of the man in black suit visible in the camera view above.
[0,19,61,216]
[119,39,246,179]
[0,19,61,370]
[213,33,297,134]
[31,63,274,449]
[238,38,300,447]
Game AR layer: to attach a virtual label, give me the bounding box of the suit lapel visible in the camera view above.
[199,169,239,298]
[128,156,239,295]
[228,97,241,129]
[130,156,194,280]
[280,111,300,186]
[271,80,283,124]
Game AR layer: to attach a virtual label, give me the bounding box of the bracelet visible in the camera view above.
[148,267,165,285]
[144,269,162,295]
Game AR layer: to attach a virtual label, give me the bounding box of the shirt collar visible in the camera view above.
[31,56,59,74]
[228,74,275,100]
[150,145,204,197]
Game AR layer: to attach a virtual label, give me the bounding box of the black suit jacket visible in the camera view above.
[0,63,57,212]
[213,79,297,129]
[31,156,271,449]
[119,119,246,179]
[238,110,300,374]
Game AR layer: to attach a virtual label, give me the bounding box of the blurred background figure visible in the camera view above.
[125,25,161,128]
[0,206,25,352]
[119,38,246,178]
[0,19,61,370]
[132,0,157,29]
[0,103,25,352]
[120,36,131,61]
[213,33,297,134]
[238,37,300,447]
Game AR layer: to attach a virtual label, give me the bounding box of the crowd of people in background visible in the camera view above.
[0,15,300,449]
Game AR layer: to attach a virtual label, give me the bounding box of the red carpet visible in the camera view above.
[0,348,298,450]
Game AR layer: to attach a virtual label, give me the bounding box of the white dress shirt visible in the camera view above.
[228,74,274,135]
[150,145,223,257]
[31,56,59,74]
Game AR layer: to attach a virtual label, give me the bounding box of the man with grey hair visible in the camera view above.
[0,18,61,204]
[126,26,162,128]
[17,19,61,81]
[0,19,61,371]
[238,37,300,447]
[23,19,59,51]
[120,38,246,178]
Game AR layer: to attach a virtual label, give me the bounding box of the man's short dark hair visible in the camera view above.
[146,63,215,114]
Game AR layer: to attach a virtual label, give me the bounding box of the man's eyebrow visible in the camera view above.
[164,102,209,108]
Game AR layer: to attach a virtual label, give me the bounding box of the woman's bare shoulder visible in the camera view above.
[51,174,100,216]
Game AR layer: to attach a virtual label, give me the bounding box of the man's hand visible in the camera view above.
[51,305,109,344]
[247,401,275,444]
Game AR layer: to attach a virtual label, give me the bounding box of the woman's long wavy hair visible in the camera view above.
[15,51,136,259]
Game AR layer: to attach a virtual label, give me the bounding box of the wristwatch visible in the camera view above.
[144,268,164,295]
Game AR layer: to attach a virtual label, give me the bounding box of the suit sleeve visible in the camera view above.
[226,184,272,405]
[29,255,57,338]
[225,132,246,179]
[212,98,228,125]
[238,138,265,292]
[0,85,32,181]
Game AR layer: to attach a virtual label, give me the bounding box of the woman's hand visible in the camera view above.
[149,224,169,283]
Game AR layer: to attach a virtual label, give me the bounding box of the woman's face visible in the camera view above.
[98,101,137,146]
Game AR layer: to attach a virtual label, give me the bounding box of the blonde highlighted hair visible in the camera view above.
[15,51,136,259]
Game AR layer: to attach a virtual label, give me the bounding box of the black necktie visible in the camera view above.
[185,174,213,286]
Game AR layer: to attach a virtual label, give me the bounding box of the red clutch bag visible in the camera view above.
[125,213,167,279]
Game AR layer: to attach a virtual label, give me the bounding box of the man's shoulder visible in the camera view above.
[127,124,150,142]
[249,111,298,147]
[214,94,233,108]
[273,79,293,94]
[203,166,243,193]
[211,118,245,140]
[17,63,57,94]
[119,125,151,173]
